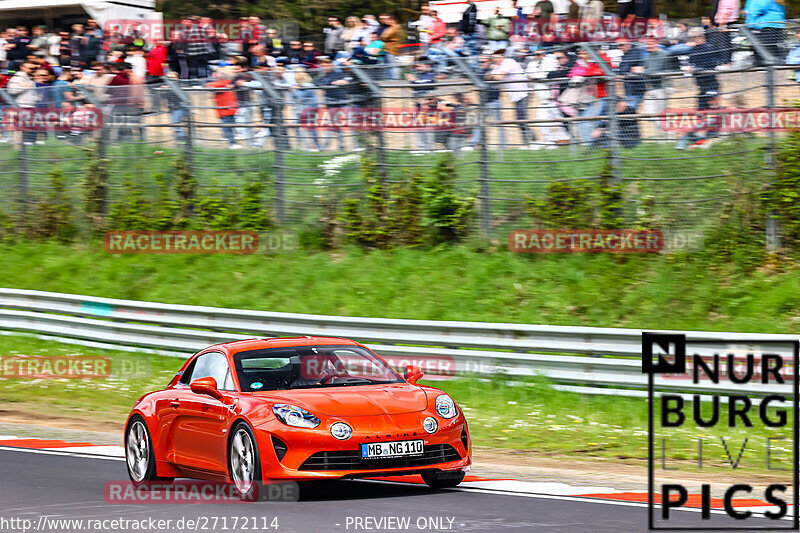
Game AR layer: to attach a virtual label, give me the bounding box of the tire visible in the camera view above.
[228,422,262,500]
[421,471,465,489]
[125,415,172,487]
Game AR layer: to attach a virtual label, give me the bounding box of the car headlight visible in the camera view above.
[330,422,352,440]
[435,395,457,419]
[423,416,438,434]
[272,404,320,428]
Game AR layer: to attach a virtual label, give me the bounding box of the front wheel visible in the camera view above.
[228,422,262,500]
[125,415,172,487]
[421,471,465,489]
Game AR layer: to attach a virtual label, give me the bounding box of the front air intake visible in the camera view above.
[271,436,288,462]
[461,427,469,452]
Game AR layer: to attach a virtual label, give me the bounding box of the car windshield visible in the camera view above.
[232,344,404,391]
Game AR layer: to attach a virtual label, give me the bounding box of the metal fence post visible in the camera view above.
[17,139,27,218]
[765,63,782,250]
[251,72,286,224]
[350,67,386,182]
[0,89,26,218]
[741,25,780,251]
[453,57,491,237]
[161,78,194,174]
[73,86,110,218]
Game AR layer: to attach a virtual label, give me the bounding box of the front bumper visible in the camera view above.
[253,412,471,480]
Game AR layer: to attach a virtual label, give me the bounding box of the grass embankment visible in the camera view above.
[1,241,799,332]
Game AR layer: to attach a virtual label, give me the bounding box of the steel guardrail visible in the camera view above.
[0,288,795,396]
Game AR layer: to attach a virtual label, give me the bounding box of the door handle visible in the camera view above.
[170,400,180,408]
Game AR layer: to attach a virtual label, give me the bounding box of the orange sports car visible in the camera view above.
[125,336,471,497]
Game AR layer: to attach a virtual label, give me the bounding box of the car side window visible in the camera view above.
[178,359,197,385]
[184,352,234,391]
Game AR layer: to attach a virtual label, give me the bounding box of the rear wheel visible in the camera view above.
[125,416,171,487]
[228,422,262,500]
[421,471,465,489]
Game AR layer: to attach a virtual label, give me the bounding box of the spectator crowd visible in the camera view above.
[0,0,794,151]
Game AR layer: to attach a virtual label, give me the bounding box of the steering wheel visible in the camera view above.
[317,371,337,384]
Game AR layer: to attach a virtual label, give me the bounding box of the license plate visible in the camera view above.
[360,440,424,459]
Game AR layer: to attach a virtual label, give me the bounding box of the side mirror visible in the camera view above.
[404,365,423,384]
[190,376,223,399]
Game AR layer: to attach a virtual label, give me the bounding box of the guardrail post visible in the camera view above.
[251,72,286,224]
[740,25,780,251]
[453,57,491,237]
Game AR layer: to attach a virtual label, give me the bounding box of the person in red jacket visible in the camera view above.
[567,48,609,146]
[428,10,447,46]
[206,66,241,149]
[146,40,169,82]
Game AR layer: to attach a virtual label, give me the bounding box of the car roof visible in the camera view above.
[212,336,362,354]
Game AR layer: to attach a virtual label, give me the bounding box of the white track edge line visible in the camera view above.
[0,445,125,461]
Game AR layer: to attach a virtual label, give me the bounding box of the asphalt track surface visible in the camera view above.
[0,448,793,533]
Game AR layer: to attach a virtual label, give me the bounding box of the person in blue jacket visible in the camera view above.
[744,0,786,65]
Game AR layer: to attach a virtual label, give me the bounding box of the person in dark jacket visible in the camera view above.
[315,57,355,151]
[616,40,646,110]
[406,60,437,151]
[591,100,641,149]
[6,27,31,70]
[459,0,479,55]
[668,27,720,110]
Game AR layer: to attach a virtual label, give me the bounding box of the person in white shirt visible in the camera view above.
[410,4,434,52]
[526,49,569,147]
[0,28,10,63]
[550,0,571,16]
[488,49,535,149]
[126,47,147,78]
[46,31,61,66]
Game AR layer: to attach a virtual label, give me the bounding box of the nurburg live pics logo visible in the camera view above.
[643,332,800,530]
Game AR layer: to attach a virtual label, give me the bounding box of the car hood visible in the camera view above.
[254,384,429,416]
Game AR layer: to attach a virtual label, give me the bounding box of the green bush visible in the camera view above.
[422,154,474,244]
[388,172,424,247]
[108,174,151,230]
[527,160,623,230]
[238,178,274,231]
[768,130,800,246]
[30,169,76,242]
[196,181,239,230]
[528,180,594,229]
[340,158,439,249]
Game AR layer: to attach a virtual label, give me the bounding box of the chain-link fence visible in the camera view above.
[2,27,799,243]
